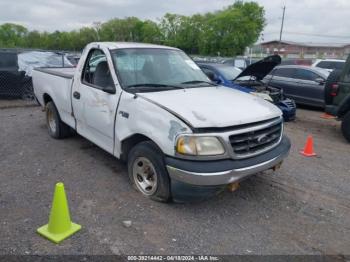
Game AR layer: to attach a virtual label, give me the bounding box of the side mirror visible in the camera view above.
[315,78,325,85]
[102,85,116,94]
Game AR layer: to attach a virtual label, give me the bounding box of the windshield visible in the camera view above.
[111,48,210,91]
[317,61,345,70]
[217,66,242,80]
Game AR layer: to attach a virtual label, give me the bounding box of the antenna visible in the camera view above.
[279,6,286,50]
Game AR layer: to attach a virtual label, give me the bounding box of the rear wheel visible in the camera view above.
[341,111,350,142]
[46,101,73,139]
[127,141,171,202]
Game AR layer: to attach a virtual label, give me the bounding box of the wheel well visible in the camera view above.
[43,93,52,105]
[120,134,153,161]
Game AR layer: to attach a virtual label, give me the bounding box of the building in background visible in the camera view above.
[256,40,350,59]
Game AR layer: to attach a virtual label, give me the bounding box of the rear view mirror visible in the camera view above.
[315,78,325,85]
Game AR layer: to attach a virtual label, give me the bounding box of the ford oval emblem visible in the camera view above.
[257,134,268,143]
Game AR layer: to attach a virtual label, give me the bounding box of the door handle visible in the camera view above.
[73,91,80,99]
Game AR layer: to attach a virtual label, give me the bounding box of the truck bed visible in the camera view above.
[32,67,76,129]
[34,67,75,79]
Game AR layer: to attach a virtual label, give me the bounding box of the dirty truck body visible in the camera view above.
[33,42,291,201]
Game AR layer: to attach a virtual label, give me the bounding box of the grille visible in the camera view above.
[229,121,282,157]
[284,100,296,108]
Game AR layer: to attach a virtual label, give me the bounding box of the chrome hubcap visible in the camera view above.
[132,157,158,196]
[47,109,56,133]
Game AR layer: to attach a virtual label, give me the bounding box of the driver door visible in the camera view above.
[72,48,120,154]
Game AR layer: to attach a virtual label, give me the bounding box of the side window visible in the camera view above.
[294,69,319,81]
[272,68,295,78]
[82,49,114,89]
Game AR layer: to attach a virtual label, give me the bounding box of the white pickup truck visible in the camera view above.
[33,42,291,202]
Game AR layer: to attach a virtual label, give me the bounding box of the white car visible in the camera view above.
[32,42,291,202]
[312,59,345,72]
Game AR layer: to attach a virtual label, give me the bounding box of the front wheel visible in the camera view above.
[127,141,171,202]
[341,111,350,142]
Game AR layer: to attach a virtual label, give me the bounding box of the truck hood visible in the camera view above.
[234,55,281,81]
[138,86,282,128]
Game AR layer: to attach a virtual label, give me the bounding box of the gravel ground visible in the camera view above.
[0,101,349,256]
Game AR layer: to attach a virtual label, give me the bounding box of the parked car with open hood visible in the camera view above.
[32,42,291,202]
[198,56,296,121]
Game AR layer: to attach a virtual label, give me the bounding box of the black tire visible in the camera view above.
[127,141,171,202]
[46,101,72,139]
[341,111,350,142]
[325,69,342,105]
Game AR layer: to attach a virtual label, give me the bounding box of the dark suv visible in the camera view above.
[325,55,350,142]
[264,65,330,108]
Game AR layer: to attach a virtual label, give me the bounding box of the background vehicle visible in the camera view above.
[223,57,258,70]
[312,59,345,72]
[32,42,290,202]
[18,51,73,76]
[0,50,33,99]
[280,58,313,66]
[199,56,296,121]
[65,53,81,67]
[325,55,350,142]
[264,65,330,107]
[324,69,342,105]
[197,62,243,88]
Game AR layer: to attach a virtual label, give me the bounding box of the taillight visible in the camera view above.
[330,83,339,96]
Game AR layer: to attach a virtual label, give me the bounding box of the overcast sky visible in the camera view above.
[1,0,350,44]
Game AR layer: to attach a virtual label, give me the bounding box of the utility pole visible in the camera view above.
[279,5,286,51]
[93,21,102,41]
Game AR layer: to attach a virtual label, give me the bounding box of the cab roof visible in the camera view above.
[87,42,179,50]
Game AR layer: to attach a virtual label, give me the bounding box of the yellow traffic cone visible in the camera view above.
[37,182,81,243]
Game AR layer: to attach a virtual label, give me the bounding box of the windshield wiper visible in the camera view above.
[181,80,217,86]
[127,83,185,90]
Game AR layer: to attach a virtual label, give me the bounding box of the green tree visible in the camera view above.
[159,13,183,47]
[0,23,28,47]
[199,1,265,56]
[140,20,162,44]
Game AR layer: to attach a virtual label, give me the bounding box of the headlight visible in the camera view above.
[176,136,225,156]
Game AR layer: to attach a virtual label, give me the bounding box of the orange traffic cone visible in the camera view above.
[320,113,336,119]
[300,135,316,157]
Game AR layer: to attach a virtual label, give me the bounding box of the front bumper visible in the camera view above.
[166,136,291,186]
[277,99,296,121]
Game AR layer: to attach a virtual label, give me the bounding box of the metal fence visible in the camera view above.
[0,48,78,100]
[0,71,34,100]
